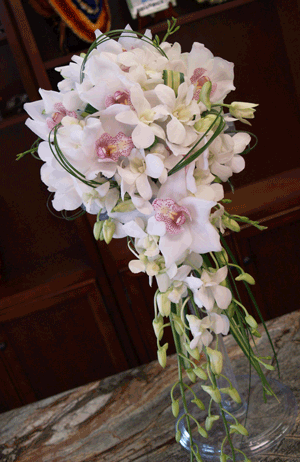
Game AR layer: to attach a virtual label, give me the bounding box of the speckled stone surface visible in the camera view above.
[0,310,299,462]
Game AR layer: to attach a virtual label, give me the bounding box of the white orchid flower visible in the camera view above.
[154,82,200,146]
[117,148,163,201]
[115,86,165,149]
[208,132,250,182]
[186,315,214,351]
[187,42,235,104]
[187,312,229,351]
[146,169,221,268]
[193,266,232,311]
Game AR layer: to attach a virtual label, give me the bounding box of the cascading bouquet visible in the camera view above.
[19,19,279,462]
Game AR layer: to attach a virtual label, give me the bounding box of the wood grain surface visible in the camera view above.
[0,310,299,462]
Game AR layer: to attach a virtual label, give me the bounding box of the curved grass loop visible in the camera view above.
[80,29,168,83]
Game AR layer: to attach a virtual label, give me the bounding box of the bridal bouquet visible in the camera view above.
[20,20,277,462]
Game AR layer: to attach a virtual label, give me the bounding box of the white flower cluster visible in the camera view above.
[24,26,256,351]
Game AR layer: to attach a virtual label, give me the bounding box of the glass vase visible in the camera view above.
[177,334,297,461]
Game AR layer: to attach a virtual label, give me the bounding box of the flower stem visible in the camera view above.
[170,307,194,461]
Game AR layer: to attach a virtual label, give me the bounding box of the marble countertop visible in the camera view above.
[1,310,300,462]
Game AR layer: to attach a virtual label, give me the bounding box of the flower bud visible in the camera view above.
[157,292,171,317]
[229,101,258,125]
[230,423,249,436]
[103,219,116,244]
[260,361,275,371]
[198,424,208,438]
[194,367,208,381]
[199,80,212,110]
[201,385,222,403]
[163,69,185,96]
[205,415,219,431]
[251,329,261,338]
[194,114,218,133]
[175,429,181,443]
[222,215,240,232]
[152,315,164,340]
[172,399,180,418]
[157,343,168,368]
[93,220,103,240]
[185,343,201,361]
[173,314,184,336]
[220,454,228,462]
[235,273,255,285]
[206,347,223,375]
[220,387,241,404]
[214,248,229,266]
[245,315,258,329]
[186,368,196,383]
[112,199,136,213]
[227,302,236,318]
[191,398,205,410]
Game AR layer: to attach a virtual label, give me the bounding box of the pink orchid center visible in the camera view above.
[153,199,192,235]
[95,132,134,161]
[190,68,216,101]
[46,102,77,130]
[105,90,133,109]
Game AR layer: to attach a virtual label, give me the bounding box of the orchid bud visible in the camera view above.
[245,315,258,329]
[214,248,229,266]
[103,219,116,244]
[194,367,208,381]
[185,343,201,360]
[191,398,205,410]
[227,302,236,318]
[201,385,222,403]
[236,273,255,285]
[186,368,196,383]
[220,454,228,462]
[112,199,136,213]
[260,361,275,371]
[173,314,184,336]
[206,347,223,375]
[152,315,164,340]
[157,292,171,317]
[194,113,218,133]
[198,424,208,438]
[220,387,241,404]
[205,415,219,431]
[251,329,261,338]
[229,101,258,125]
[175,430,181,443]
[157,343,168,368]
[93,220,103,240]
[172,399,180,418]
[222,215,240,232]
[199,80,212,110]
[230,423,249,436]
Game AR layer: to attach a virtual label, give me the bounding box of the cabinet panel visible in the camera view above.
[0,279,128,409]
[233,210,300,321]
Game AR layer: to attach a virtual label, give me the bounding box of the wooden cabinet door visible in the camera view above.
[231,208,300,322]
[0,275,129,410]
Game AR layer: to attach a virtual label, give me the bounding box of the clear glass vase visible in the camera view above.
[177,335,297,461]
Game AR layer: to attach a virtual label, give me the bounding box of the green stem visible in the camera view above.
[170,308,194,462]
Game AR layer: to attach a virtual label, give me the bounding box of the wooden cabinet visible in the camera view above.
[0,0,300,411]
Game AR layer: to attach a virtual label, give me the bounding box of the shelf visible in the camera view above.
[141,0,258,32]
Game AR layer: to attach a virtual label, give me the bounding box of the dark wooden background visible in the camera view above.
[0,0,300,412]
